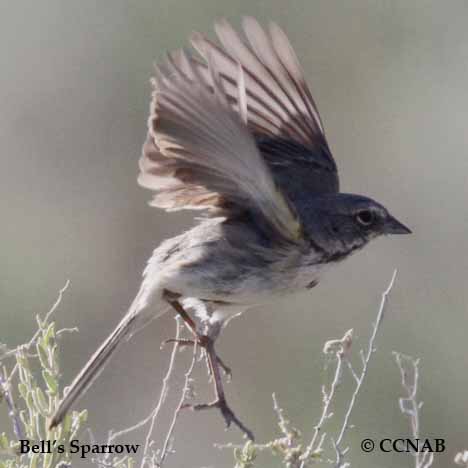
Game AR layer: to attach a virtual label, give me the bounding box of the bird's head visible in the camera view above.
[300,193,411,260]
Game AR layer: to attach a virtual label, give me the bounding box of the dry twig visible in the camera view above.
[331,269,397,467]
[393,352,434,468]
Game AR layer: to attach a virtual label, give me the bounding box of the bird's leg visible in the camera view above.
[161,337,232,380]
[185,337,254,441]
[161,291,231,377]
[163,292,198,335]
[213,353,232,381]
[163,292,253,440]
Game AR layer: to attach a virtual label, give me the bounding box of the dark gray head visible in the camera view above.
[298,193,411,260]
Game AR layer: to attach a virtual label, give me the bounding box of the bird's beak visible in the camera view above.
[385,215,412,235]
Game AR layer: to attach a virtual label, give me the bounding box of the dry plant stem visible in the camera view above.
[332,269,398,468]
[106,319,181,449]
[1,280,70,383]
[158,340,198,467]
[0,368,24,440]
[100,322,184,468]
[0,280,70,443]
[141,318,181,467]
[96,317,183,468]
[394,352,434,468]
[272,393,302,468]
[272,393,289,439]
[300,351,344,467]
[106,316,179,447]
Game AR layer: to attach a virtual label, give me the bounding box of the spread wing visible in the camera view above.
[139,50,302,243]
[181,17,339,193]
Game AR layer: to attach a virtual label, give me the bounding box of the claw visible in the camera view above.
[183,398,254,441]
[160,338,196,350]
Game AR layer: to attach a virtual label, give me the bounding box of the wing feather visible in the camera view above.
[139,18,341,243]
[185,17,336,173]
[139,51,302,242]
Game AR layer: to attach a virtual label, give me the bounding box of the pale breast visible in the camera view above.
[174,248,328,330]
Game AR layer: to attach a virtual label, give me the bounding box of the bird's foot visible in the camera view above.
[160,338,196,349]
[161,337,232,380]
[182,397,254,441]
[164,298,251,439]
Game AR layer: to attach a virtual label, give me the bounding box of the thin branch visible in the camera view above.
[0,280,70,444]
[140,317,181,467]
[1,280,70,384]
[393,352,434,468]
[345,360,360,386]
[300,330,351,467]
[0,366,24,440]
[2,280,70,363]
[106,318,182,466]
[158,339,198,467]
[332,269,398,467]
[272,393,292,442]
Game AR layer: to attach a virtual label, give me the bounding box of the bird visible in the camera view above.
[49,17,411,439]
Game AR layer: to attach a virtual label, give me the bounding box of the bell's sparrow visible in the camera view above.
[50,17,411,438]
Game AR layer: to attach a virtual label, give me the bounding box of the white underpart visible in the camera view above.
[181,297,247,330]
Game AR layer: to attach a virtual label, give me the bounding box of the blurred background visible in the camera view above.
[1,1,467,467]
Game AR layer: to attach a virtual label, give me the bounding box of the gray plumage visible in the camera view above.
[49,17,410,429]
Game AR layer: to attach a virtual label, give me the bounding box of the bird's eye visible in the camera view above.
[355,209,375,226]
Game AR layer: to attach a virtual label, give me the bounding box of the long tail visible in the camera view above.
[49,288,159,429]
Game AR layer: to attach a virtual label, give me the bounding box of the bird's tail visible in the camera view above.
[49,287,163,429]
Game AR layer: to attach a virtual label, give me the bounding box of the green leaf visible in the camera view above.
[50,344,59,373]
[78,409,88,425]
[30,453,39,468]
[36,343,50,371]
[43,451,53,468]
[0,433,9,450]
[42,323,56,347]
[34,411,43,440]
[19,411,33,438]
[33,387,49,417]
[42,370,58,396]
[62,414,72,436]
[18,382,28,401]
[16,352,29,371]
[25,391,35,413]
